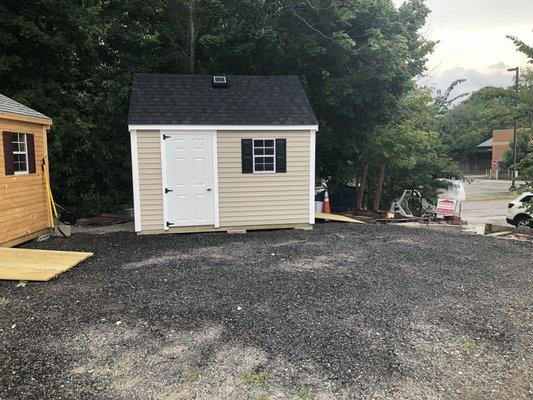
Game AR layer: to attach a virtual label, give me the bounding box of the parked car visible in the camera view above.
[506,192,533,228]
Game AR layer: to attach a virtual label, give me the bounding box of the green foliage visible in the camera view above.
[15,280,27,288]
[440,88,516,162]
[438,37,533,166]
[515,153,533,180]
[1,0,434,214]
[182,370,201,383]
[244,371,268,387]
[366,88,462,207]
[502,129,533,169]
[0,0,186,215]
[507,35,533,63]
[298,388,311,399]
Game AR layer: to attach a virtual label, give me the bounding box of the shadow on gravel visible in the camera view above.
[1,224,531,399]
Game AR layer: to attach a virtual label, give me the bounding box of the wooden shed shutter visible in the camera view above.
[275,138,286,173]
[2,132,14,175]
[27,134,36,173]
[241,139,253,173]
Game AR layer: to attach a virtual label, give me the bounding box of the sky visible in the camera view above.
[394,0,533,95]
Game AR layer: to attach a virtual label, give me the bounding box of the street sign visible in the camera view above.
[491,160,499,167]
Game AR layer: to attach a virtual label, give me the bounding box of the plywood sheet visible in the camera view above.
[315,212,364,224]
[0,248,93,281]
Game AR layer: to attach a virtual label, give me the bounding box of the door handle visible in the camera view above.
[206,188,212,191]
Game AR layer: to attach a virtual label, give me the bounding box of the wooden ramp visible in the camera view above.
[0,248,93,281]
[315,212,364,224]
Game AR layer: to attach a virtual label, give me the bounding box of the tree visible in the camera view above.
[365,88,462,209]
[0,0,188,214]
[502,129,533,168]
[194,0,435,183]
[439,88,516,163]
[0,0,435,214]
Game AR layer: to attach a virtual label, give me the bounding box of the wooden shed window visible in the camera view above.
[13,133,28,174]
[2,131,36,176]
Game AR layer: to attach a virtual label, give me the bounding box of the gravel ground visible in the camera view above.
[1,223,532,399]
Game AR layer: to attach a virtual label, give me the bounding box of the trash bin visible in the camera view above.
[329,185,357,213]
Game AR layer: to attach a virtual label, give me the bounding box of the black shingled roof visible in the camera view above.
[128,74,318,126]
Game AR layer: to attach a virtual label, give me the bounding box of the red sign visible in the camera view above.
[491,160,499,167]
[436,198,457,216]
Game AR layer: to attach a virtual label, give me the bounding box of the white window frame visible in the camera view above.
[13,133,29,175]
[252,138,276,174]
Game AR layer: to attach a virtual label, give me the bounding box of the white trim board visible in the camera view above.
[212,132,220,228]
[160,132,169,230]
[130,130,142,232]
[309,130,316,225]
[129,124,319,132]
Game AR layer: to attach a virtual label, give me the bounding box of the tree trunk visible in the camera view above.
[188,0,195,74]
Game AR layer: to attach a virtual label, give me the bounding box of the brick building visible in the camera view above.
[477,129,515,179]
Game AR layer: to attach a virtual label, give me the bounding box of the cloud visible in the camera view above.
[488,62,509,71]
[419,64,514,97]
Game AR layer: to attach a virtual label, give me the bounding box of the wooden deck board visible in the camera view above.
[315,212,365,224]
[0,248,93,281]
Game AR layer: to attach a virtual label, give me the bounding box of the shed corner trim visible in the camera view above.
[129,129,142,232]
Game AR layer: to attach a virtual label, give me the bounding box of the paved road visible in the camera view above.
[462,176,516,230]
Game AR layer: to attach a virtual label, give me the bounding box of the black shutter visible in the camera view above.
[241,139,253,173]
[2,132,14,175]
[275,138,286,173]
[27,134,36,173]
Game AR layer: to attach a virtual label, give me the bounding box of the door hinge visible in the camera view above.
[166,221,175,228]
[165,188,173,193]
[163,134,170,140]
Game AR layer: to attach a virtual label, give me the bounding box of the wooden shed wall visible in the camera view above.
[0,117,52,246]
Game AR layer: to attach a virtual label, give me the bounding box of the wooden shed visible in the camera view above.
[128,74,318,234]
[0,94,53,246]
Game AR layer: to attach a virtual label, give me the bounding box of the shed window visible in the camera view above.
[13,133,28,174]
[2,131,36,176]
[241,138,286,174]
[253,139,275,173]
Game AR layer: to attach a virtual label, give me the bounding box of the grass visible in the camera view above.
[466,193,518,202]
[182,370,201,383]
[298,388,311,399]
[244,371,268,387]
[463,342,478,353]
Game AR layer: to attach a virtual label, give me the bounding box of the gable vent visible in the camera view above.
[212,76,228,88]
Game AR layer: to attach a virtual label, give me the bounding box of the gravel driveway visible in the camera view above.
[1,224,532,399]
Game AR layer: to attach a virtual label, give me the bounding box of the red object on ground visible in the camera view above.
[322,190,331,214]
[436,198,457,216]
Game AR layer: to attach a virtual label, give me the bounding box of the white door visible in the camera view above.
[164,132,215,227]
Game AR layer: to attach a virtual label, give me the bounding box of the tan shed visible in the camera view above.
[0,94,53,246]
[128,74,318,234]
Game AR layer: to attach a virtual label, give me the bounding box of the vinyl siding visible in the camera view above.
[0,118,52,245]
[137,130,164,230]
[217,131,311,227]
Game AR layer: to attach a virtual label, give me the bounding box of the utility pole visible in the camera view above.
[507,66,519,189]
